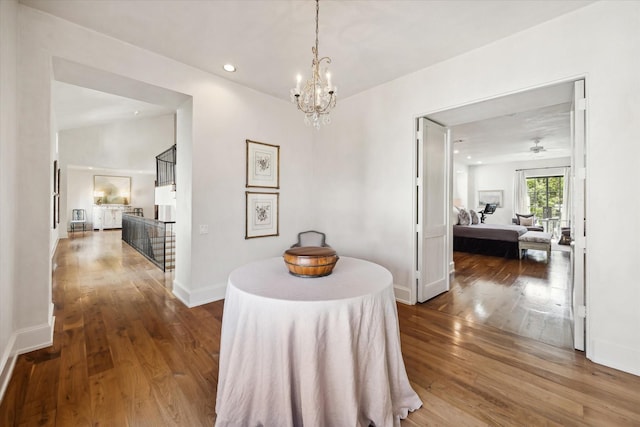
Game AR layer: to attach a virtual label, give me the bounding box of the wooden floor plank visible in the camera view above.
[0,356,33,426]
[14,357,59,426]
[2,231,640,426]
[55,327,92,425]
[89,370,128,427]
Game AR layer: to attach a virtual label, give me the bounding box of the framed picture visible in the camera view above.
[478,190,503,208]
[57,168,61,225]
[246,139,280,188]
[53,196,59,229]
[53,160,58,195]
[53,160,58,229]
[94,175,131,205]
[245,191,279,239]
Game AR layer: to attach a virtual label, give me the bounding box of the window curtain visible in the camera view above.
[513,170,529,214]
[561,166,572,226]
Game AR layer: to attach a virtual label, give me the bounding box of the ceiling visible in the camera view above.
[22,0,592,101]
[24,0,588,161]
[429,81,574,165]
[53,81,175,130]
[449,103,572,166]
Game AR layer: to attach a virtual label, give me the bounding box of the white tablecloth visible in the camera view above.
[215,256,422,427]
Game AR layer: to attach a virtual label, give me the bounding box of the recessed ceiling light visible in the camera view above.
[223,64,237,72]
[453,149,459,154]
[133,110,140,116]
[477,161,482,164]
[466,155,472,160]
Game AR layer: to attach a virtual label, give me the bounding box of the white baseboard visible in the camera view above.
[12,316,55,356]
[172,280,226,308]
[0,312,55,401]
[50,235,59,259]
[590,338,640,377]
[0,335,17,402]
[393,284,412,305]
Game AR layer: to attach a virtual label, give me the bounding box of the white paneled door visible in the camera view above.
[572,79,587,351]
[416,118,450,303]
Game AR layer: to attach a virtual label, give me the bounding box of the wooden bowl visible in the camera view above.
[283,247,339,278]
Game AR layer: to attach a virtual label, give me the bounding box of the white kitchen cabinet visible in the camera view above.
[92,205,129,230]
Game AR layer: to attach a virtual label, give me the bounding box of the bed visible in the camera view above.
[453,223,528,258]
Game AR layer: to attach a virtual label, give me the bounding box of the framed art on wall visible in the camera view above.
[57,168,61,225]
[246,139,280,189]
[245,191,279,239]
[478,190,503,208]
[53,196,59,229]
[53,160,59,229]
[94,175,131,205]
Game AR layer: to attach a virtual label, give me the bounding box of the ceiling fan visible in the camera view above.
[530,138,546,154]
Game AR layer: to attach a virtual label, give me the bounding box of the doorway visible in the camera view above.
[51,58,192,281]
[414,79,586,350]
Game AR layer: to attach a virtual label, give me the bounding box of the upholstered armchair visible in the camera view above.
[559,221,571,245]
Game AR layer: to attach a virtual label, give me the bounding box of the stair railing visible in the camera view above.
[122,213,176,271]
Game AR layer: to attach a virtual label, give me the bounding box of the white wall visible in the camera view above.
[468,157,570,225]
[155,185,176,221]
[175,99,193,299]
[0,0,18,399]
[16,2,313,350]
[452,160,469,208]
[10,0,640,380]
[318,2,640,375]
[59,113,175,172]
[65,167,155,229]
[58,113,175,232]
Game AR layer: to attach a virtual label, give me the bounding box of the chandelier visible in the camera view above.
[290,0,336,129]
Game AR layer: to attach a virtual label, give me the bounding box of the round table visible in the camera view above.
[215,256,422,427]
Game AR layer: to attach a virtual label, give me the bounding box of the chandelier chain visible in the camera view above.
[315,0,319,58]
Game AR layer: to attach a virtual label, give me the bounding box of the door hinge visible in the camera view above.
[577,305,587,318]
[415,271,421,280]
[574,234,586,250]
[577,98,587,111]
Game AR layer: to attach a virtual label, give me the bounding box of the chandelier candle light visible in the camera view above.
[290,0,336,129]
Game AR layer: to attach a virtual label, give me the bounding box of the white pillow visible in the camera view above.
[520,216,534,227]
[458,208,471,226]
[452,206,460,225]
[469,209,479,224]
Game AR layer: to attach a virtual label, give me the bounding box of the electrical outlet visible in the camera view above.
[199,224,209,234]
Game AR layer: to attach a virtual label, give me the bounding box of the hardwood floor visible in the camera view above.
[2,231,640,426]
[1,231,223,426]
[424,249,573,348]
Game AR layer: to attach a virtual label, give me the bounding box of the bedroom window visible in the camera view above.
[526,176,564,219]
